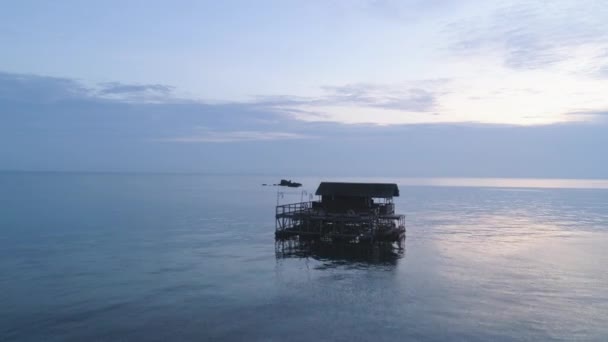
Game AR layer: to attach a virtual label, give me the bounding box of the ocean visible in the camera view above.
[1,173,608,341]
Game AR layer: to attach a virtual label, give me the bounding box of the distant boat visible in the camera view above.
[278,179,302,188]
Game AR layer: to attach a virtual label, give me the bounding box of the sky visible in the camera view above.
[1,0,607,177]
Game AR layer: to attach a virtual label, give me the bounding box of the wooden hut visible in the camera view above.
[275,182,405,244]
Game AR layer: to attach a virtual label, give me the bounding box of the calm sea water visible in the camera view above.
[1,173,608,341]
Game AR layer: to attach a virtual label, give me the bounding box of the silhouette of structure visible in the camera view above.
[277,179,302,188]
[275,182,405,244]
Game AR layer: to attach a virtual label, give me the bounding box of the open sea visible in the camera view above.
[1,172,608,341]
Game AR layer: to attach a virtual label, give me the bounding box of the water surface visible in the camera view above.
[1,173,607,341]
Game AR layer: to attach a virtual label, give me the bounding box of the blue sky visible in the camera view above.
[1,1,607,176]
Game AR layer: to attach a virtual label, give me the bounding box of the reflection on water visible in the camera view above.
[397,177,608,189]
[275,240,405,267]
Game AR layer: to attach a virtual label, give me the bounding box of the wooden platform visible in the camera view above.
[275,201,405,244]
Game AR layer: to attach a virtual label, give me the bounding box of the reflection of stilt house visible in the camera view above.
[275,182,406,244]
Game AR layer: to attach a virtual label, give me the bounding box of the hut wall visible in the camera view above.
[321,195,371,213]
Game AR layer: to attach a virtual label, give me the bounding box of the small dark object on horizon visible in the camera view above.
[278,179,302,188]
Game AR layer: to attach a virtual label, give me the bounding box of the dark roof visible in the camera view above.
[315,182,399,198]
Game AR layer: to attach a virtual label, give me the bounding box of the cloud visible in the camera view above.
[1,71,607,177]
[0,72,178,104]
[567,109,608,121]
[252,81,446,124]
[320,84,438,111]
[2,70,607,128]
[0,72,90,102]
[446,1,608,70]
[259,82,441,112]
[0,71,308,144]
[98,83,173,95]
[97,82,175,102]
[593,58,608,78]
[160,130,313,143]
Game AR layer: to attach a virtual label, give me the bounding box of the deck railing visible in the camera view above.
[275,201,312,217]
[276,201,400,218]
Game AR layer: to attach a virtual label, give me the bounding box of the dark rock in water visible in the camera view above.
[279,179,302,188]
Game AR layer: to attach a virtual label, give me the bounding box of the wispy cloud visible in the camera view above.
[258,82,442,112]
[97,82,175,102]
[320,84,438,111]
[159,130,313,143]
[568,109,608,119]
[446,1,608,70]
[0,72,180,104]
[592,51,608,78]
[251,81,447,125]
[98,83,173,95]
